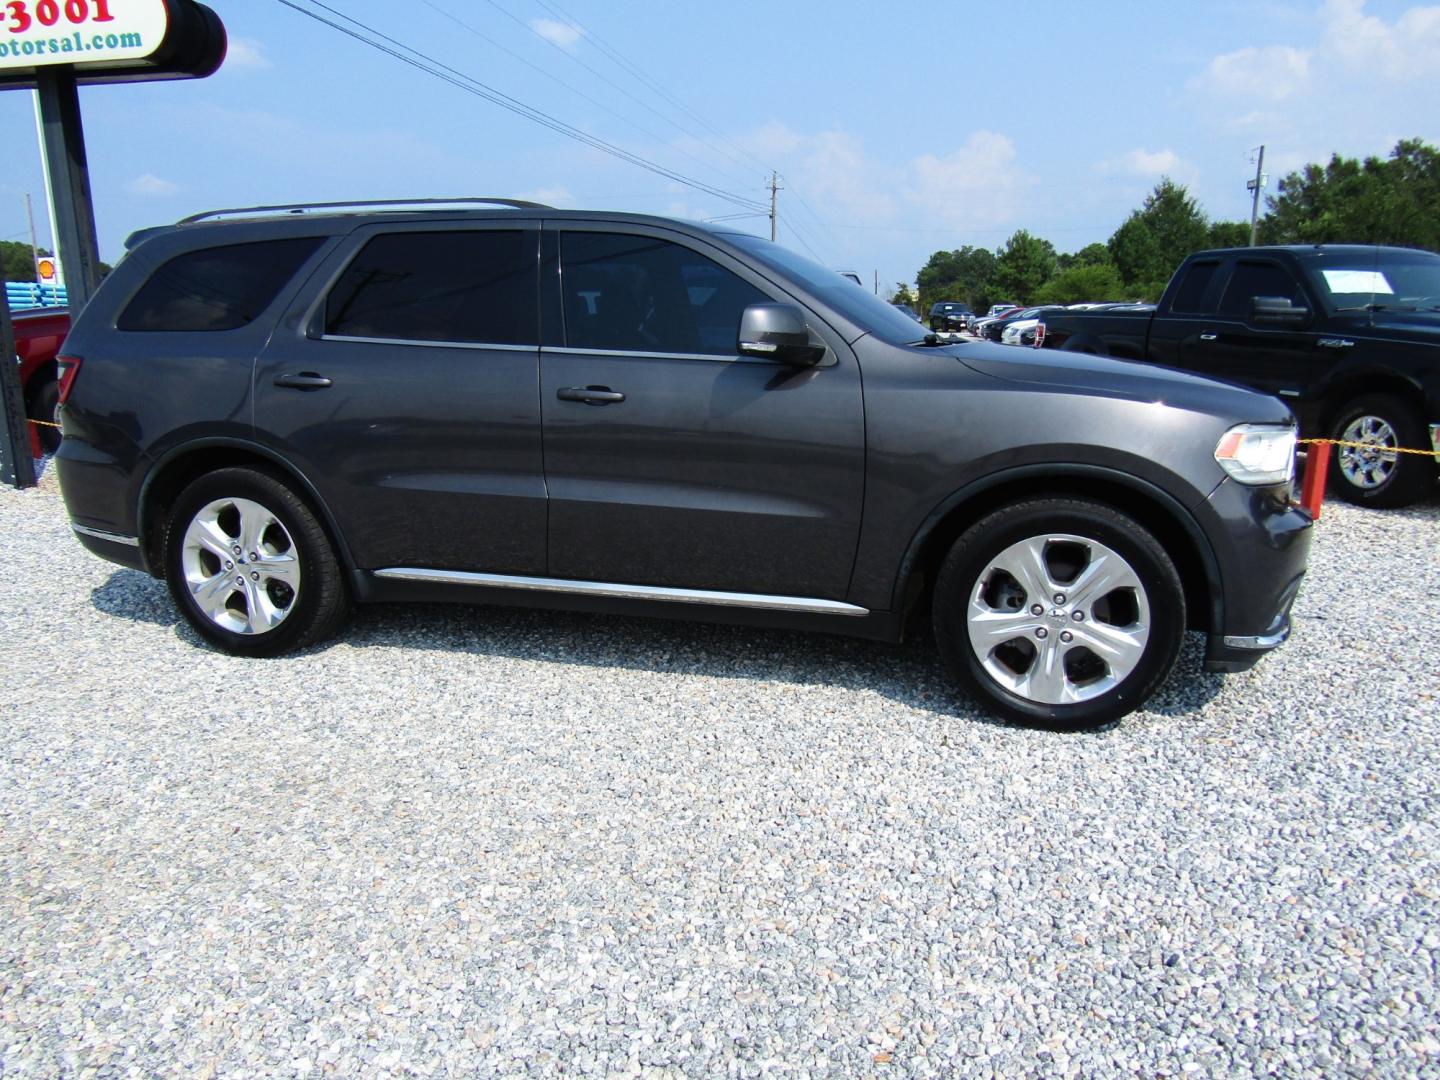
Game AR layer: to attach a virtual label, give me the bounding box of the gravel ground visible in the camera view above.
[2,465,1438,1078]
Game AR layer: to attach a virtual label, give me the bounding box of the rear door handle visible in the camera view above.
[1199,333,1218,342]
[274,372,333,390]
[557,385,625,405]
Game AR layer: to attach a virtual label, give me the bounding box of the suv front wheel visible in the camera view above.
[933,498,1186,729]
[164,467,349,656]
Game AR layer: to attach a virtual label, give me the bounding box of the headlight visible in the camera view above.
[1214,424,1296,485]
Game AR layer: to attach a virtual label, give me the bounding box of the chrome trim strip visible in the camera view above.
[373,568,870,616]
[1429,423,1439,462]
[319,335,538,352]
[541,345,752,364]
[71,523,140,547]
[1224,628,1290,650]
[1278,389,1301,398]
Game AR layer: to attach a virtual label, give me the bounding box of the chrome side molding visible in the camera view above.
[71,523,140,547]
[373,568,870,617]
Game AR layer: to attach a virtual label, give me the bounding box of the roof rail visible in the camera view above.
[177,197,553,225]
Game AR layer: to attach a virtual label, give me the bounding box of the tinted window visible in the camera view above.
[1218,261,1305,317]
[326,231,536,345]
[1169,259,1220,313]
[561,232,769,355]
[118,237,322,332]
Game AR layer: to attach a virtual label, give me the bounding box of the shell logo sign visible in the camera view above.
[35,256,59,285]
[0,0,170,71]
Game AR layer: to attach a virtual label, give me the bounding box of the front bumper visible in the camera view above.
[1199,478,1313,674]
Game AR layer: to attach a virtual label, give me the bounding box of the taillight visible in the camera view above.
[56,355,82,404]
[1033,323,1046,349]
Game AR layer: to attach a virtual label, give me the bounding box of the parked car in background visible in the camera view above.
[1037,244,1440,508]
[929,301,973,335]
[55,198,1311,727]
[891,302,923,322]
[972,305,1024,341]
[12,306,70,454]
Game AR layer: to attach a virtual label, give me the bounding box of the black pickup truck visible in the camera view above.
[1037,245,1440,507]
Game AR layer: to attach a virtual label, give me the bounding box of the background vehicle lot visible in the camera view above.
[2,473,1438,1076]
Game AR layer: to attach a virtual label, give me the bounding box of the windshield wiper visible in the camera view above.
[1335,303,1416,312]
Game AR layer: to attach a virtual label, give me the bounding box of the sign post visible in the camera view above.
[1,260,39,490]
[35,66,102,310]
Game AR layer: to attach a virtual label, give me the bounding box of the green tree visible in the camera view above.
[0,240,51,282]
[990,230,1057,305]
[1036,262,1126,305]
[916,245,997,312]
[1258,138,1440,251]
[892,283,916,306]
[1108,178,1209,298]
[1206,221,1251,248]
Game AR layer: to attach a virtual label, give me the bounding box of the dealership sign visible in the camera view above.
[0,0,222,87]
[0,0,169,69]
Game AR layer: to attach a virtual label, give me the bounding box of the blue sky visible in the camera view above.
[3,0,1438,292]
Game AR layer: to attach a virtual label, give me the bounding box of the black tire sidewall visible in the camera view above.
[933,499,1186,729]
[1328,394,1431,509]
[163,467,344,657]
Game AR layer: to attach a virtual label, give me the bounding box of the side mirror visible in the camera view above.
[738,303,826,366]
[1250,295,1310,328]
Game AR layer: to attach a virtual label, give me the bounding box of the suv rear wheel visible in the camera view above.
[164,467,348,656]
[933,498,1186,729]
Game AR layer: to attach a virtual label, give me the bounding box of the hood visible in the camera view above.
[951,342,1294,425]
[1328,310,1440,345]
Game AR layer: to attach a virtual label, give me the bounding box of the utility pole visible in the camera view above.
[874,270,879,296]
[768,171,781,242]
[24,194,39,262]
[1247,145,1267,247]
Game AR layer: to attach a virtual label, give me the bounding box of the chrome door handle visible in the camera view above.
[273,372,333,390]
[1199,333,1218,342]
[557,386,625,405]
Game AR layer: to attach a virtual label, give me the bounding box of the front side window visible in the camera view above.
[1218,261,1306,318]
[118,237,323,332]
[325,230,536,345]
[560,232,769,355]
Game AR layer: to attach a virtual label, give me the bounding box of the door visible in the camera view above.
[254,222,547,573]
[1188,258,1322,402]
[539,226,865,600]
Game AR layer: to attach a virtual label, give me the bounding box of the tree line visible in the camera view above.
[912,138,1440,314]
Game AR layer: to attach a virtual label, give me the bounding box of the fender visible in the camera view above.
[136,436,361,579]
[889,462,1226,632]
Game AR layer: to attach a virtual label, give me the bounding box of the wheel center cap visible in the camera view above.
[1047,608,1067,627]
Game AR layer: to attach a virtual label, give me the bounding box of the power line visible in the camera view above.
[272,0,766,213]
[527,0,772,178]
[474,0,758,193]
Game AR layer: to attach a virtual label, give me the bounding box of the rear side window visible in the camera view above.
[118,238,323,332]
[1218,261,1306,317]
[1169,259,1220,313]
[560,232,769,355]
[325,231,536,345]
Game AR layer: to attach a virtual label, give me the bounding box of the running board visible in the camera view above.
[372,568,870,617]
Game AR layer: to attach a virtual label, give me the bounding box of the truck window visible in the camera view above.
[1218,261,1305,318]
[1169,259,1220,313]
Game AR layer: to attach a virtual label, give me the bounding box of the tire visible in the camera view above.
[1327,394,1434,509]
[26,378,61,455]
[164,467,349,656]
[932,498,1186,729]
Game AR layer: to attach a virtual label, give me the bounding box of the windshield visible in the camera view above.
[725,233,933,343]
[1306,248,1440,311]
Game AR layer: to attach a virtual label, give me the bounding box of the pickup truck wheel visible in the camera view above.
[933,499,1185,729]
[164,467,349,657]
[27,378,61,454]
[1328,394,1433,509]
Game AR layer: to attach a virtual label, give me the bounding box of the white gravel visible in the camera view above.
[2,465,1438,1077]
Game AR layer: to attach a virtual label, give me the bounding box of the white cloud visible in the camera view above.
[903,131,1035,230]
[1197,44,1311,101]
[530,18,582,51]
[516,185,573,206]
[1322,0,1440,77]
[225,38,270,70]
[1099,148,1183,177]
[127,174,179,197]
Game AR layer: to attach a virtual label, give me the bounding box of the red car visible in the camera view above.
[13,307,69,454]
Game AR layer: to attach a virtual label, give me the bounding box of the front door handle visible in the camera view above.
[557,385,625,405]
[1199,332,1218,342]
[274,372,333,390]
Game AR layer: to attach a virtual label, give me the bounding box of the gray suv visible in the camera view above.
[55,198,1312,727]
